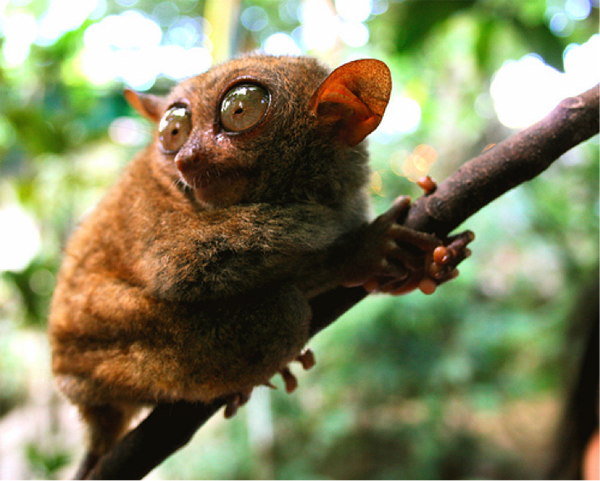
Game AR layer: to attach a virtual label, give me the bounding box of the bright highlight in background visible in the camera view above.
[491,34,599,129]
[262,33,302,56]
[80,11,212,90]
[0,206,41,272]
[295,0,372,51]
[0,0,386,88]
[491,55,566,129]
[375,95,422,142]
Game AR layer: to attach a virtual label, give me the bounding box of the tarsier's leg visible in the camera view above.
[199,285,313,419]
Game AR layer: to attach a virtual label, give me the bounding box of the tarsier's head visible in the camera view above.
[125,55,392,209]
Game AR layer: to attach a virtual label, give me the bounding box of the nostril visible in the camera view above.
[174,152,201,172]
[174,156,187,172]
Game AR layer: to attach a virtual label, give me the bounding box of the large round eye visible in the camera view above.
[158,106,192,154]
[220,84,269,133]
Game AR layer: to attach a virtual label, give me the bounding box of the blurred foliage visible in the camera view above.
[0,0,598,479]
[25,443,71,479]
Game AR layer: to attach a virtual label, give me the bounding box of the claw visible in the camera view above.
[280,367,298,393]
[224,389,252,418]
[226,350,317,417]
[417,175,437,195]
[433,246,451,265]
[418,277,437,295]
[426,231,474,284]
[296,348,316,370]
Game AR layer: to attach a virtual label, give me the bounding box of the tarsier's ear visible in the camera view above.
[124,89,165,123]
[308,59,392,147]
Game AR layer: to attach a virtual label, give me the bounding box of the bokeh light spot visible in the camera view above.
[339,21,369,48]
[0,206,41,273]
[262,33,302,55]
[376,95,422,141]
[241,6,269,32]
[335,0,372,22]
[491,35,599,129]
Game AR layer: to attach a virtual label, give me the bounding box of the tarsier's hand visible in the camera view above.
[356,195,474,296]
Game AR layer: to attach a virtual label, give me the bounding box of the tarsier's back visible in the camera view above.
[48,54,470,479]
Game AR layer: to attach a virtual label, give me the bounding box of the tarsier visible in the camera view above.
[49,54,473,478]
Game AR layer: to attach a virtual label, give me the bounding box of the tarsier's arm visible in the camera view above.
[135,201,362,301]
[130,185,463,303]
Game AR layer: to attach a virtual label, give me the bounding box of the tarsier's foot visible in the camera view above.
[224,349,316,418]
[414,176,474,291]
[417,230,475,294]
[268,348,316,394]
[361,192,475,296]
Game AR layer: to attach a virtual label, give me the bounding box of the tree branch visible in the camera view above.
[404,84,600,236]
[85,85,599,479]
[84,400,224,479]
[310,84,599,337]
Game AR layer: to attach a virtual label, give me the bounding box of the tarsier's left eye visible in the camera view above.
[158,106,192,154]
[220,84,269,133]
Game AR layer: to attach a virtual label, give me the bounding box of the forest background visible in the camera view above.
[0,0,598,478]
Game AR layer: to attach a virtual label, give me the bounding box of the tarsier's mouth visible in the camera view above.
[178,166,251,208]
[180,166,242,191]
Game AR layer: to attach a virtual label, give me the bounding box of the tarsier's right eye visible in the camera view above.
[220,84,269,133]
[158,106,192,154]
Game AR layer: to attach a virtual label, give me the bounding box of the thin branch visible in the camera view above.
[86,85,599,480]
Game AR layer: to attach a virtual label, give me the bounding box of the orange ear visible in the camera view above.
[124,89,165,123]
[309,59,392,147]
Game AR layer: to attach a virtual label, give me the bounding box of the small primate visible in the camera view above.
[48,54,472,478]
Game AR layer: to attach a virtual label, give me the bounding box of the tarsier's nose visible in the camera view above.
[174,148,201,174]
[174,155,190,173]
